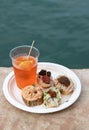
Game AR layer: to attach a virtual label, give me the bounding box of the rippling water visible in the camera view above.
[0,0,89,68]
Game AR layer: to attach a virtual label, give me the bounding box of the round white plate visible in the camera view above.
[3,62,81,113]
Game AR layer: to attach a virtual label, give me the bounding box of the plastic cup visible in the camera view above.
[9,45,40,89]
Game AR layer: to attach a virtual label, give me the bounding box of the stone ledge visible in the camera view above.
[0,67,89,130]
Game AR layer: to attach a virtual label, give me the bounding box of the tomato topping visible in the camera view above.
[42,75,50,84]
[48,90,56,97]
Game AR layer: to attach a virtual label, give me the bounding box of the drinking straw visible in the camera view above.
[28,40,35,57]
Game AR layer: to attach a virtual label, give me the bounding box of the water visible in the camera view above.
[0,0,89,68]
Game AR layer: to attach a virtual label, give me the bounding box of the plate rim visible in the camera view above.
[2,62,81,113]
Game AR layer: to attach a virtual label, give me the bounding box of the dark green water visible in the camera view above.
[0,0,89,68]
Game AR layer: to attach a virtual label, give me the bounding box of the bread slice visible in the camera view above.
[43,87,61,107]
[22,85,43,106]
[54,75,74,95]
[37,69,54,89]
[37,75,53,88]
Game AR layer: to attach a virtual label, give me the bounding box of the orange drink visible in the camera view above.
[10,45,40,89]
[13,56,37,89]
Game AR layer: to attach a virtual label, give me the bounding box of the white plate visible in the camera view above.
[3,62,81,113]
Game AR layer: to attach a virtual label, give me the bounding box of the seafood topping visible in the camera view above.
[58,76,70,87]
[47,72,51,77]
[39,70,46,76]
[48,90,56,97]
[38,70,51,77]
[42,75,50,84]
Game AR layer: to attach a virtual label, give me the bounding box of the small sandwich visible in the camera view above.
[22,85,43,106]
[43,87,61,108]
[54,75,74,95]
[37,70,53,89]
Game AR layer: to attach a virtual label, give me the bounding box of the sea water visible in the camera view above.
[0,0,89,68]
